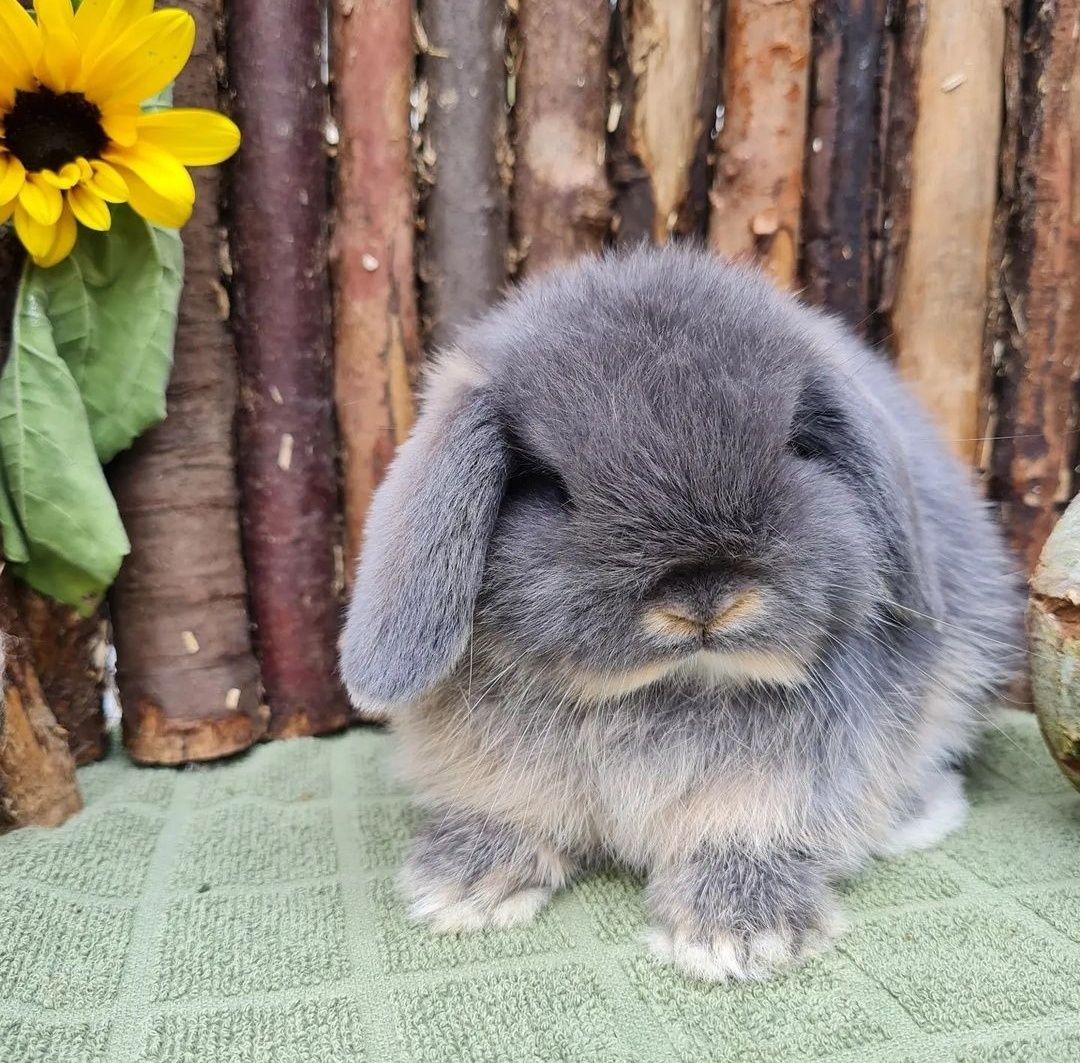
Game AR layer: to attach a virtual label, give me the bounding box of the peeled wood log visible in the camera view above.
[228,0,349,738]
[109,0,266,765]
[991,0,1080,569]
[332,0,420,578]
[802,0,890,326]
[708,0,811,286]
[1,571,82,833]
[513,0,611,275]
[890,0,1004,464]
[420,0,509,345]
[611,0,716,244]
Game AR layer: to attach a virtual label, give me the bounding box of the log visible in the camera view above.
[889,0,1004,464]
[109,0,266,765]
[991,0,1080,569]
[1030,493,1080,791]
[0,233,84,822]
[875,0,926,345]
[513,0,611,275]
[1,570,82,833]
[331,0,420,577]
[16,589,107,765]
[611,0,716,245]
[420,0,509,345]
[227,0,350,738]
[978,0,1022,476]
[708,0,812,286]
[802,0,890,326]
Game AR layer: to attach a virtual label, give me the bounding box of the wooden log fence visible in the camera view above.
[3,0,1079,814]
[108,0,266,766]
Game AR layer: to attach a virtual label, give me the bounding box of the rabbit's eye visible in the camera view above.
[787,378,851,467]
[508,466,573,510]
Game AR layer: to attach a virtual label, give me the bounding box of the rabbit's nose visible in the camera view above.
[644,591,761,640]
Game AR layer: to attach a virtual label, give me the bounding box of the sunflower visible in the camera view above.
[0,0,240,267]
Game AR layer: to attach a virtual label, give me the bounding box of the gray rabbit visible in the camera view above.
[340,247,1023,982]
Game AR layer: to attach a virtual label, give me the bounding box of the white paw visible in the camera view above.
[401,872,552,933]
[647,911,842,983]
[877,772,968,858]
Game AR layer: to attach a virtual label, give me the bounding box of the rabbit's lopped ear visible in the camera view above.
[340,353,510,710]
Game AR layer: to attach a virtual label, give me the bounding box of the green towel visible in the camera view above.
[2,710,1078,1063]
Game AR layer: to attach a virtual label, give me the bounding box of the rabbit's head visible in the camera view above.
[341,248,932,710]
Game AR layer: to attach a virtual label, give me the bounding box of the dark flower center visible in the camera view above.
[3,88,108,172]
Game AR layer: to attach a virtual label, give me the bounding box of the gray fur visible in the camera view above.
[340,247,1024,980]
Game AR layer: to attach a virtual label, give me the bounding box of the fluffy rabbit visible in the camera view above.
[340,247,1023,982]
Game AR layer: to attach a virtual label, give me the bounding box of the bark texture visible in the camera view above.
[332,0,420,578]
[802,0,890,327]
[228,0,349,738]
[1,571,82,833]
[709,0,812,286]
[513,0,611,275]
[890,0,1004,464]
[420,0,509,346]
[875,0,926,344]
[992,0,1080,568]
[611,0,717,244]
[16,590,107,765]
[110,0,266,765]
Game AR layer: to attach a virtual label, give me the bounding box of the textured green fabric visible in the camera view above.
[2,710,1078,1063]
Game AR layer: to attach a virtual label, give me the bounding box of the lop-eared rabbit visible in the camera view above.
[341,248,1022,981]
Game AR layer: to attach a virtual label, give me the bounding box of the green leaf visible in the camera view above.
[0,461,29,564]
[142,84,174,113]
[0,264,130,611]
[41,206,183,463]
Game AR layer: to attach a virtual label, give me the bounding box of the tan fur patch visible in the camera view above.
[691,649,809,688]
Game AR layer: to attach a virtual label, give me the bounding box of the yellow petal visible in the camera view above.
[135,108,242,166]
[67,183,111,231]
[33,0,82,92]
[18,175,64,225]
[101,106,140,147]
[36,201,78,267]
[0,0,42,84]
[0,153,27,205]
[108,163,191,228]
[13,202,57,260]
[76,156,94,182]
[33,0,75,31]
[41,162,82,189]
[0,198,14,225]
[104,140,194,209]
[86,159,128,203]
[75,0,153,62]
[0,53,29,109]
[81,10,195,107]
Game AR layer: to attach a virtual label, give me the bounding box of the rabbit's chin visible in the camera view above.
[569,647,810,702]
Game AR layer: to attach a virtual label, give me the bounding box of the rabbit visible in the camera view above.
[340,246,1024,982]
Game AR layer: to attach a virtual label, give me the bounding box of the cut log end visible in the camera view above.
[122,696,271,767]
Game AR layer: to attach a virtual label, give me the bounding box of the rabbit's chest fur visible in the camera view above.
[394,679,902,870]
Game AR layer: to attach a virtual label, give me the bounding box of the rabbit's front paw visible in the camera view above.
[646,844,841,982]
[647,910,838,982]
[400,810,573,933]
